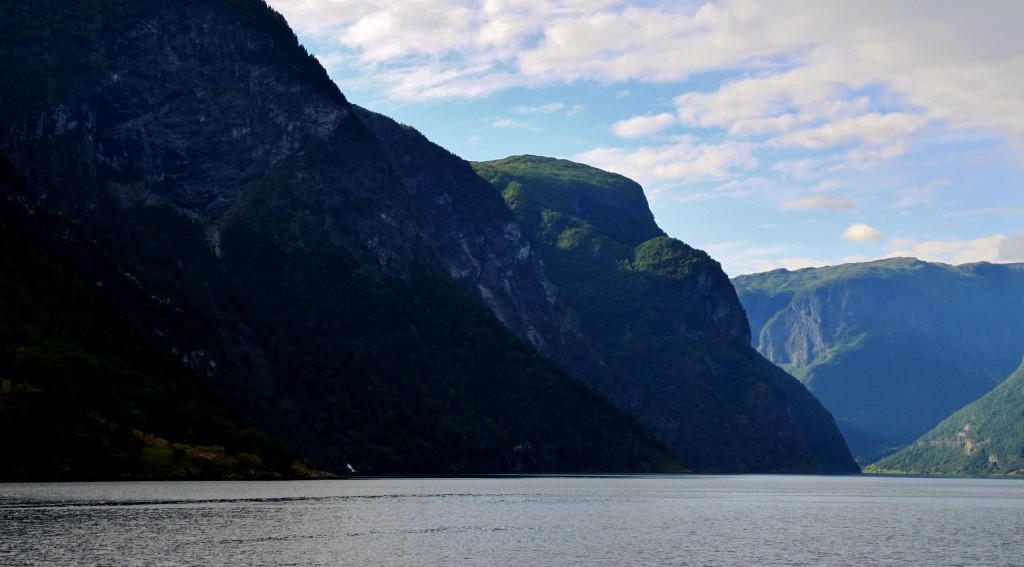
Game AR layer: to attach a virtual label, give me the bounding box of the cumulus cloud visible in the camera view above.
[775,113,928,150]
[782,194,855,211]
[888,235,1004,265]
[998,230,1024,262]
[268,0,1024,155]
[772,159,815,178]
[574,138,757,186]
[842,223,885,242]
[611,113,677,138]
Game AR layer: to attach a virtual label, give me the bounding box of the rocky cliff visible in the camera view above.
[734,257,1024,463]
[473,156,857,473]
[1,0,676,474]
[1,0,857,475]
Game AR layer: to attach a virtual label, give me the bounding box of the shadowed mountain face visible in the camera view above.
[0,0,676,475]
[733,258,1024,463]
[469,156,857,473]
[0,0,855,475]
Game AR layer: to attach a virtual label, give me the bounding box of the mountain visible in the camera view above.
[0,156,311,480]
[733,258,1024,463]
[471,156,857,473]
[0,0,856,475]
[0,0,676,475]
[869,358,1024,476]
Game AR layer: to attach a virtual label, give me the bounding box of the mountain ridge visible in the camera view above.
[1,0,678,475]
[473,156,856,473]
[733,257,1024,463]
[1,0,856,475]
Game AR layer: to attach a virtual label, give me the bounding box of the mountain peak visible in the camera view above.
[474,155,664,249]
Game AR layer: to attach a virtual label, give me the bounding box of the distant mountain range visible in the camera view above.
[0,0,855,477]
[733,258,1024,465]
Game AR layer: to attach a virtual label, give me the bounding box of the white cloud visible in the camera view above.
[611,113,677,138]
[772,159,814,178]
[842,223,885,242]
[843,142,909,168]
[574,137,757,186]
[888,234,1004,265]
[268,0,1024,155]
[775,113,928,150]
[998,231,1024,262]
[492,118,531,129]
[268,1,1024,145]
[782,194,855,211]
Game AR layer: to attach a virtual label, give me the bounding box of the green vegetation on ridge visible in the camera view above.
[474,156,858,473]
[869,359,1024,476]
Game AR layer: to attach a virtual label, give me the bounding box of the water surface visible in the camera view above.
[2,475,1021,566]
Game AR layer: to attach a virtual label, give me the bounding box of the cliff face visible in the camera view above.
[1,0,677,474]
[352,109,600,361]
[473,156,857,473]
[734,258,1024,463]
[0,0,857,474]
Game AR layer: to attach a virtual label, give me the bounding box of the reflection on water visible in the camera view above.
[2,475,1023,566]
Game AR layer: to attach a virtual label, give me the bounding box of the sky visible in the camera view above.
[265,0,1024,276]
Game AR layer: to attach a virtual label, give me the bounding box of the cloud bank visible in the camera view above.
[270,0,1024,152]
[267,0,1024,274]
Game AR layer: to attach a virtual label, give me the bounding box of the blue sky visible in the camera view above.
[267,0,1024,275]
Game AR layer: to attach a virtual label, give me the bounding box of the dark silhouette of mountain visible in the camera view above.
[0,0,855,475]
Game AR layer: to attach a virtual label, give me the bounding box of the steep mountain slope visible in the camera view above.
[0,0,676,474]
[0,157,305,480]
[733,258,1024,463]
[352,108,600,366]
[473,156,857,473]
[869,358,1024,476]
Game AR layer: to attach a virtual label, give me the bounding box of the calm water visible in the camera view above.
[1,475,1022,566]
